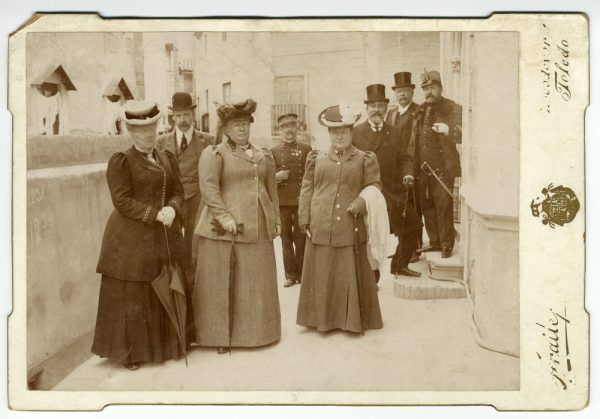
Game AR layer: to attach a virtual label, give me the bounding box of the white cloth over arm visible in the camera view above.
[359,185,390,270]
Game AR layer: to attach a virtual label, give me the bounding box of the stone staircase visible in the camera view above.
[393,224,466,300]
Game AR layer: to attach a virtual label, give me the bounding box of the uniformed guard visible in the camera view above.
[271,113,312,287]
[412,70,462,258]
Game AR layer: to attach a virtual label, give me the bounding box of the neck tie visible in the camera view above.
[180,134,188,154]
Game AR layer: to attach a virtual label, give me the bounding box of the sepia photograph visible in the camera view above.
[6,13,589,411]
[25,28,520,392]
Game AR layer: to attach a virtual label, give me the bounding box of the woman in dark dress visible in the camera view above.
[92,100,188,370]
[296,104,383,333]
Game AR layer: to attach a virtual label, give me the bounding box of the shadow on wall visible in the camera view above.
[26,134,131,390]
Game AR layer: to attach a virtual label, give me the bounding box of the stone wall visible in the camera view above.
[26,134,128,389]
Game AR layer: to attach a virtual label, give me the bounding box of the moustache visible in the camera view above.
[369,111,383,117]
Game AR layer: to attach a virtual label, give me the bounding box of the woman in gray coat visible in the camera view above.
[193,99,282,354]
[296,104,383,333]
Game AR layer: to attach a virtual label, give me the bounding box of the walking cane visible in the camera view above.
[353,215,365,335]
[420,161,455,198]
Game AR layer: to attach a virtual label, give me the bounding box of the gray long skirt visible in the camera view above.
[193,214,281,348]
[296,240,383,333]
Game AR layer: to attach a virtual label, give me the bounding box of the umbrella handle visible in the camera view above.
[163,225,173,267]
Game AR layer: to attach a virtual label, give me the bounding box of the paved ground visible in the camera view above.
[55,237,519,391]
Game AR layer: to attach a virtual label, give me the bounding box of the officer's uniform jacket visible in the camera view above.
[411,97,462,178]
[298,146,381,247]
[156,128,214,199]
[271,140,312,207]
[195,140,281,243]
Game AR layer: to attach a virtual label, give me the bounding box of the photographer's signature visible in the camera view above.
[536,308,573,389]
[540,23,572,114]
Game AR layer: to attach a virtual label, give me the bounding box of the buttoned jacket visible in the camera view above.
[195,140,281,243]
[298,146,381,247]
[271,140,312,206]
[156,129,214,199]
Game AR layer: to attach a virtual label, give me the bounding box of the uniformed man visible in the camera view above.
[156,92,214,344]
[271,113,312,287]
[352,84,421,278]
[412,70,462,258]
[385,72,423,265]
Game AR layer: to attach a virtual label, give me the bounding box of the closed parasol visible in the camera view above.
[151,226,188,366]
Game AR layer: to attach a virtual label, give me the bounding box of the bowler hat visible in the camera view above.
[168,91,197,110]
[420,70,443,88]
[363,84,389,104]
[318,104,360,128]
[391,72,415,90]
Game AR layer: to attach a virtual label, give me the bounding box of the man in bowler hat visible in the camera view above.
[157,92,214,344]
[386,72,423,264]
[352,84,422,278]
[271,113,312,287]
[411,70,462,258]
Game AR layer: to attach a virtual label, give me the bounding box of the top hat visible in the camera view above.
[318,104,360,128]
[168,91,197,110]
[363,84,389,104]
[391,72,415,90]
[120,100,162,127]
[420,70,442,88]
[277,113,299,126]
[217,98,257,124]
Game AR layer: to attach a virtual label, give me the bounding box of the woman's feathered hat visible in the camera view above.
[217,98,257,124]
[318,103,361,128]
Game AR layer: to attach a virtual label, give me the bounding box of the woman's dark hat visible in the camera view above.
[217,98,257,123]
[168,91,197,110]
[392,72,415,90]
[318,104,360,128]
[363,84,389,104]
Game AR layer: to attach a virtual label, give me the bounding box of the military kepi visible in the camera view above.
[420,70,443,88]
[277,113,299,126]
[364,84,389,104]
[392,72,415,89]
[169,91,197,110]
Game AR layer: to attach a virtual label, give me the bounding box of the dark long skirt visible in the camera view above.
[296,241,383,333]
[91,275,182,364]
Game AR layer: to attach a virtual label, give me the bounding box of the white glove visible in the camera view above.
[222,219,237,234]
[275,170,290,182]
[159,206,176,227]
[432,122,449,135]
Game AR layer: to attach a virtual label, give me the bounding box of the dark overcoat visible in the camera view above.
[352,121,421,235]
[411,97,462,178]
[96,147,186,282]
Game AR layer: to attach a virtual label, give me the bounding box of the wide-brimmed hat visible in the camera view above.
[277,113,299,126]
[318,104,360,128]
[217,98,257,124]
[168,91,197,111]
[392,72,415,90]
[420,70,443,88]
[120,100,162,127]
[363,84,389,104]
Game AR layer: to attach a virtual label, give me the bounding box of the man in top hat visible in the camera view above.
[157,92,214,282]
[412,70,462,258]
[386,71,423,264]
[271,113,312,287]
[352,84,422,278]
